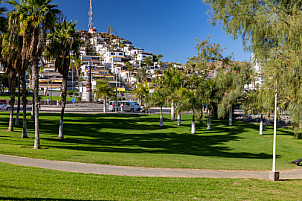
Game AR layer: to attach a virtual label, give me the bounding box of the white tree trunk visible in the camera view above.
[160,107,163,129]
[59,119,63,139]
[15,112,19,126]
[8,107,14,132]
[207,109,211,130]
[171,101,175,121]
[229,104,232,126]
[33,63,40,149]
[191,121,196,134]
[103,100,106,113]
[21,71,28,138]
[259,113,263,135]
[8,72,16,132]
[177,113,181,126]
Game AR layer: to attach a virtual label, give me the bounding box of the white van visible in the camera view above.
[109,101,141,112]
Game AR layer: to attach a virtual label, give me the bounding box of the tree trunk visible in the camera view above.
[31,92,35,120]
[259,113,263,135]
[177,113,181,126]
[160,106,163,129]
[8,71,16,132]
[72,64,74,91]
[33,62,40,149]
[103,99,106,113]
[171,101,175,121]
[229,104,232,126]
[15,74,21,126]
[21,71,28,138]
[59,77,67,139]
[191,110,196,134]
[207,109,211,130]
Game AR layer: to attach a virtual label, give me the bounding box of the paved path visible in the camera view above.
[1,154,302,180]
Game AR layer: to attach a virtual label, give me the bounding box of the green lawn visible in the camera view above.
[1,162,302,200]
[0,112,300,170]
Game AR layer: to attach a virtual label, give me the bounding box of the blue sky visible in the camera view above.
[2,0,251,64]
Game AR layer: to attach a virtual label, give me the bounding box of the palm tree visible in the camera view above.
[70,56,83,91]
[94,80,113,113]
[161,67,183,121]
[0,0,6,33]
[1,16,22,132]
[177,87,198,134]
[135,66,149,83]
[143,56,152,70]
[125,61,133,87]
[8,0,61,148]
[133,81,149,106]
[46,20,80,139]
[147,89,166,128]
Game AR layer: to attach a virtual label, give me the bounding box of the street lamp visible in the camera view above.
[269,80,279,181]
[112,55,117,113]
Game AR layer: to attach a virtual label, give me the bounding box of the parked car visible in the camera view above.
[0,102,10,110]
[109,101,141,112]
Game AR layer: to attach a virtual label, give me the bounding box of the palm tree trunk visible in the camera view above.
[103,99,106,113]
[33,62,40,149]
[21,71,28,138]
[59,77,67,139]
[229,104,232,126]
[207,108,211,130]
[8,71,16,132]
[177,113,181,126]
[171,101,175,121]
[160,106,163,129]
[15,74,21,126]
[191,109,196,134]
[259,113,263,135]
[31,92,35,120]
[77,68,81,90]
[72,64,74,91]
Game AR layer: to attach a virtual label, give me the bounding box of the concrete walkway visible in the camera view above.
[1,154,302,180]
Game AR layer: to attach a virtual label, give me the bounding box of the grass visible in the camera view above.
[1,162,302,200]
[0,112,300,170]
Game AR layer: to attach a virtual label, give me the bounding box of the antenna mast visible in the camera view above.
[89,0,93,30]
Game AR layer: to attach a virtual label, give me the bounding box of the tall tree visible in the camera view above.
[8,0,61,148]
[161,67,183,121]
[70,56,83,91]
[46,20,80,139]
[143,56,152,69]
[147,89,167,128]
[94,80,113,113]
[205,0,302,133]
[1,15,22,132]
[125,61,133,87]
[133,81,150,106]
[0,0,7,34]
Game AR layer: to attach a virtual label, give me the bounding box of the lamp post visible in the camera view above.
[269,80,279,181]
[112,55,117,113]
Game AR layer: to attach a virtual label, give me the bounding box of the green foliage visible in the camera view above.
[46,20,80,77]
[94,80,113,101]
[205,0,302,127]
[133,81,150,105]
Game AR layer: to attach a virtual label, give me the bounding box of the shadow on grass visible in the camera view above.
[27,113,275,160]
[0,197,101,201]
